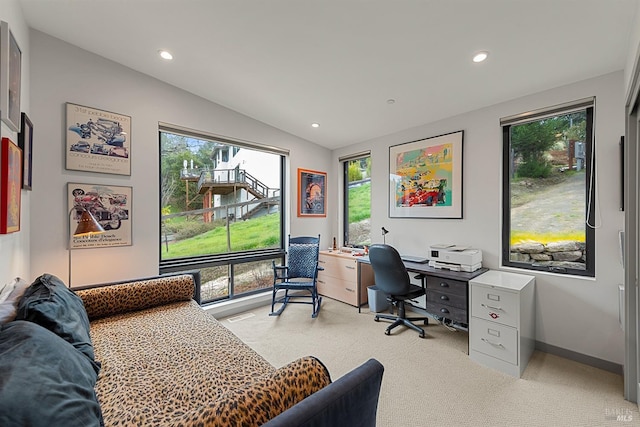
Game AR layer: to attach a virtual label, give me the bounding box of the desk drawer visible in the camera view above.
[470,317,518,365]
[426,289,466,310]
[318,255,358,282]
[471,285,519,327]
[425,301,467,323]
[317,277,361,306]
[426,276,467,296]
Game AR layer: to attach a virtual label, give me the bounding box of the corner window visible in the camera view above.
[343,154,371,247]
[501,98,595,277]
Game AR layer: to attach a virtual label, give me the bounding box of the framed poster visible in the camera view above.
[65,103,131,175]
[18,112,32,190]
[389,130,463,219]
[0,21,22,132]
[0,137,22,234]
[297,168,326,217]
[68,183,132,249]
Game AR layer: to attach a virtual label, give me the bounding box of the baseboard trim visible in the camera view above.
[535,341,623,375]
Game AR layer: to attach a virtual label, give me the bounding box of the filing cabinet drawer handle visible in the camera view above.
[439,295,449,301]
[481,338,504,348]
[318,280,325,284]
[345,266,355,270]
[439,282,449,288]
[440,308,450,314]
[481,303,503,311]
[345,287,354,293]
[318,260,326,264]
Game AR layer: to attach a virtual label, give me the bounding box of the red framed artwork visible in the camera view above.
[0,137,22,233]
[297,168,326,217]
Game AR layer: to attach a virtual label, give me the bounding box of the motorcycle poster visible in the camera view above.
[65,103,131,176]
[68,183,132,249]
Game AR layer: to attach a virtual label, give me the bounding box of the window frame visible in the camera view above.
[158,123,287,302]
[501,101,595,277]
[342,152,371,248]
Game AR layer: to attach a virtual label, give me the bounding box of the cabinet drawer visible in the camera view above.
[471,285,519,327]
[426,289,466,309]
[426,276,467,296]
[470,317,518,365]
[425,301,467,323]
[317,277,361,306]
[318,255,358,282]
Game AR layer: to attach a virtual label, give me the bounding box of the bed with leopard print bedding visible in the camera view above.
[0,272,384,427]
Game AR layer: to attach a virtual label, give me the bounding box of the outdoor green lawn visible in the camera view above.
[164,213,280,258]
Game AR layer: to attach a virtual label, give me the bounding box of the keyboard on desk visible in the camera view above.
[400,255,429,263]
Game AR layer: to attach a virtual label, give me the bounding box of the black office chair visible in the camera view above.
[270,235,323,318]
[368,244,429,338]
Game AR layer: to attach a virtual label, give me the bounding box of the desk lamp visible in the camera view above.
[69,208,105,287]
[381,227,389,244]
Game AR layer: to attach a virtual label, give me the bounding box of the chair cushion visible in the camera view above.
[287,244,318,278]
[394,283,426,301]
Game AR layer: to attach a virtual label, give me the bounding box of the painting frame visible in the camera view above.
[68,182,132,249]
[65,103,131,176]
[297,168,327,217]
[18,112,32,190]
[389,130,464,219]
[0,21,22,132]
[0,137,22,234]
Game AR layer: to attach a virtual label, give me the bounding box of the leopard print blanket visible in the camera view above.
[77,276,331,426]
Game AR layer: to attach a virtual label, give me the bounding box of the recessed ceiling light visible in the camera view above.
[473,51,489,63]
[311,123,320,128]
[159,50,173,60]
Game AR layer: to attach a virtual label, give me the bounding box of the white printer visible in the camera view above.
[426,244,482,272]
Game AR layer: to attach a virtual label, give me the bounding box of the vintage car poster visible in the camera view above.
[389,130,463,219]
[68,183,132,249]
[65,103,131,175]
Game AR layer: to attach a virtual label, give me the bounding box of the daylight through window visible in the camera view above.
[159,126,285,302]
[501,99,595,277]
[343,153,371,247]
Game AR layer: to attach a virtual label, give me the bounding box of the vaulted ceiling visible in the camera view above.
[19,0,638,149]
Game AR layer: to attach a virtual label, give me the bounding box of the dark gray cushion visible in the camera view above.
[0,321,103,427]
[16,274,99,370]
[262,358,384,427]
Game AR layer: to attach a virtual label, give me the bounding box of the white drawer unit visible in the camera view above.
[469,270,535,378]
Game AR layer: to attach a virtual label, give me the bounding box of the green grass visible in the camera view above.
[348,181,371,222]
[163,214,280,259]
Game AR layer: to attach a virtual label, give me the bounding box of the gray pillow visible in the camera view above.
[0,278,29,324]
[16,274,99,371]
[0,321,103,426]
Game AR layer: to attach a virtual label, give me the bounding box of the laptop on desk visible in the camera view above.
[400,255,429,263]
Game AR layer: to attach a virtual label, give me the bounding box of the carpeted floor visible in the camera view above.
[219,298,640,427]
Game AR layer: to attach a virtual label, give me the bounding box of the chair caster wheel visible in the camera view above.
[423,320,429,325]
[419,332,426,338]
[385,330,391,335]
[374,316,380,322]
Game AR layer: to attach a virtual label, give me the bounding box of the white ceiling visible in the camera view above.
[18,0,638,150]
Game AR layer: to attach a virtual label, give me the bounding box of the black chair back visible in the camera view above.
[286,235,320,279]
[368,244,411,295]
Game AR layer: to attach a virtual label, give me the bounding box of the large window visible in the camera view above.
[159,125,286,302]
[343,153,371,247]
[501,98,595,277]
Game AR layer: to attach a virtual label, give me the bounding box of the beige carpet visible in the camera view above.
[219,298,639,427]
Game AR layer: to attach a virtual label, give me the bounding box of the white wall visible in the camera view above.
[333,72,626,364]
[28,30,332,286]
[0,0,30,282]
